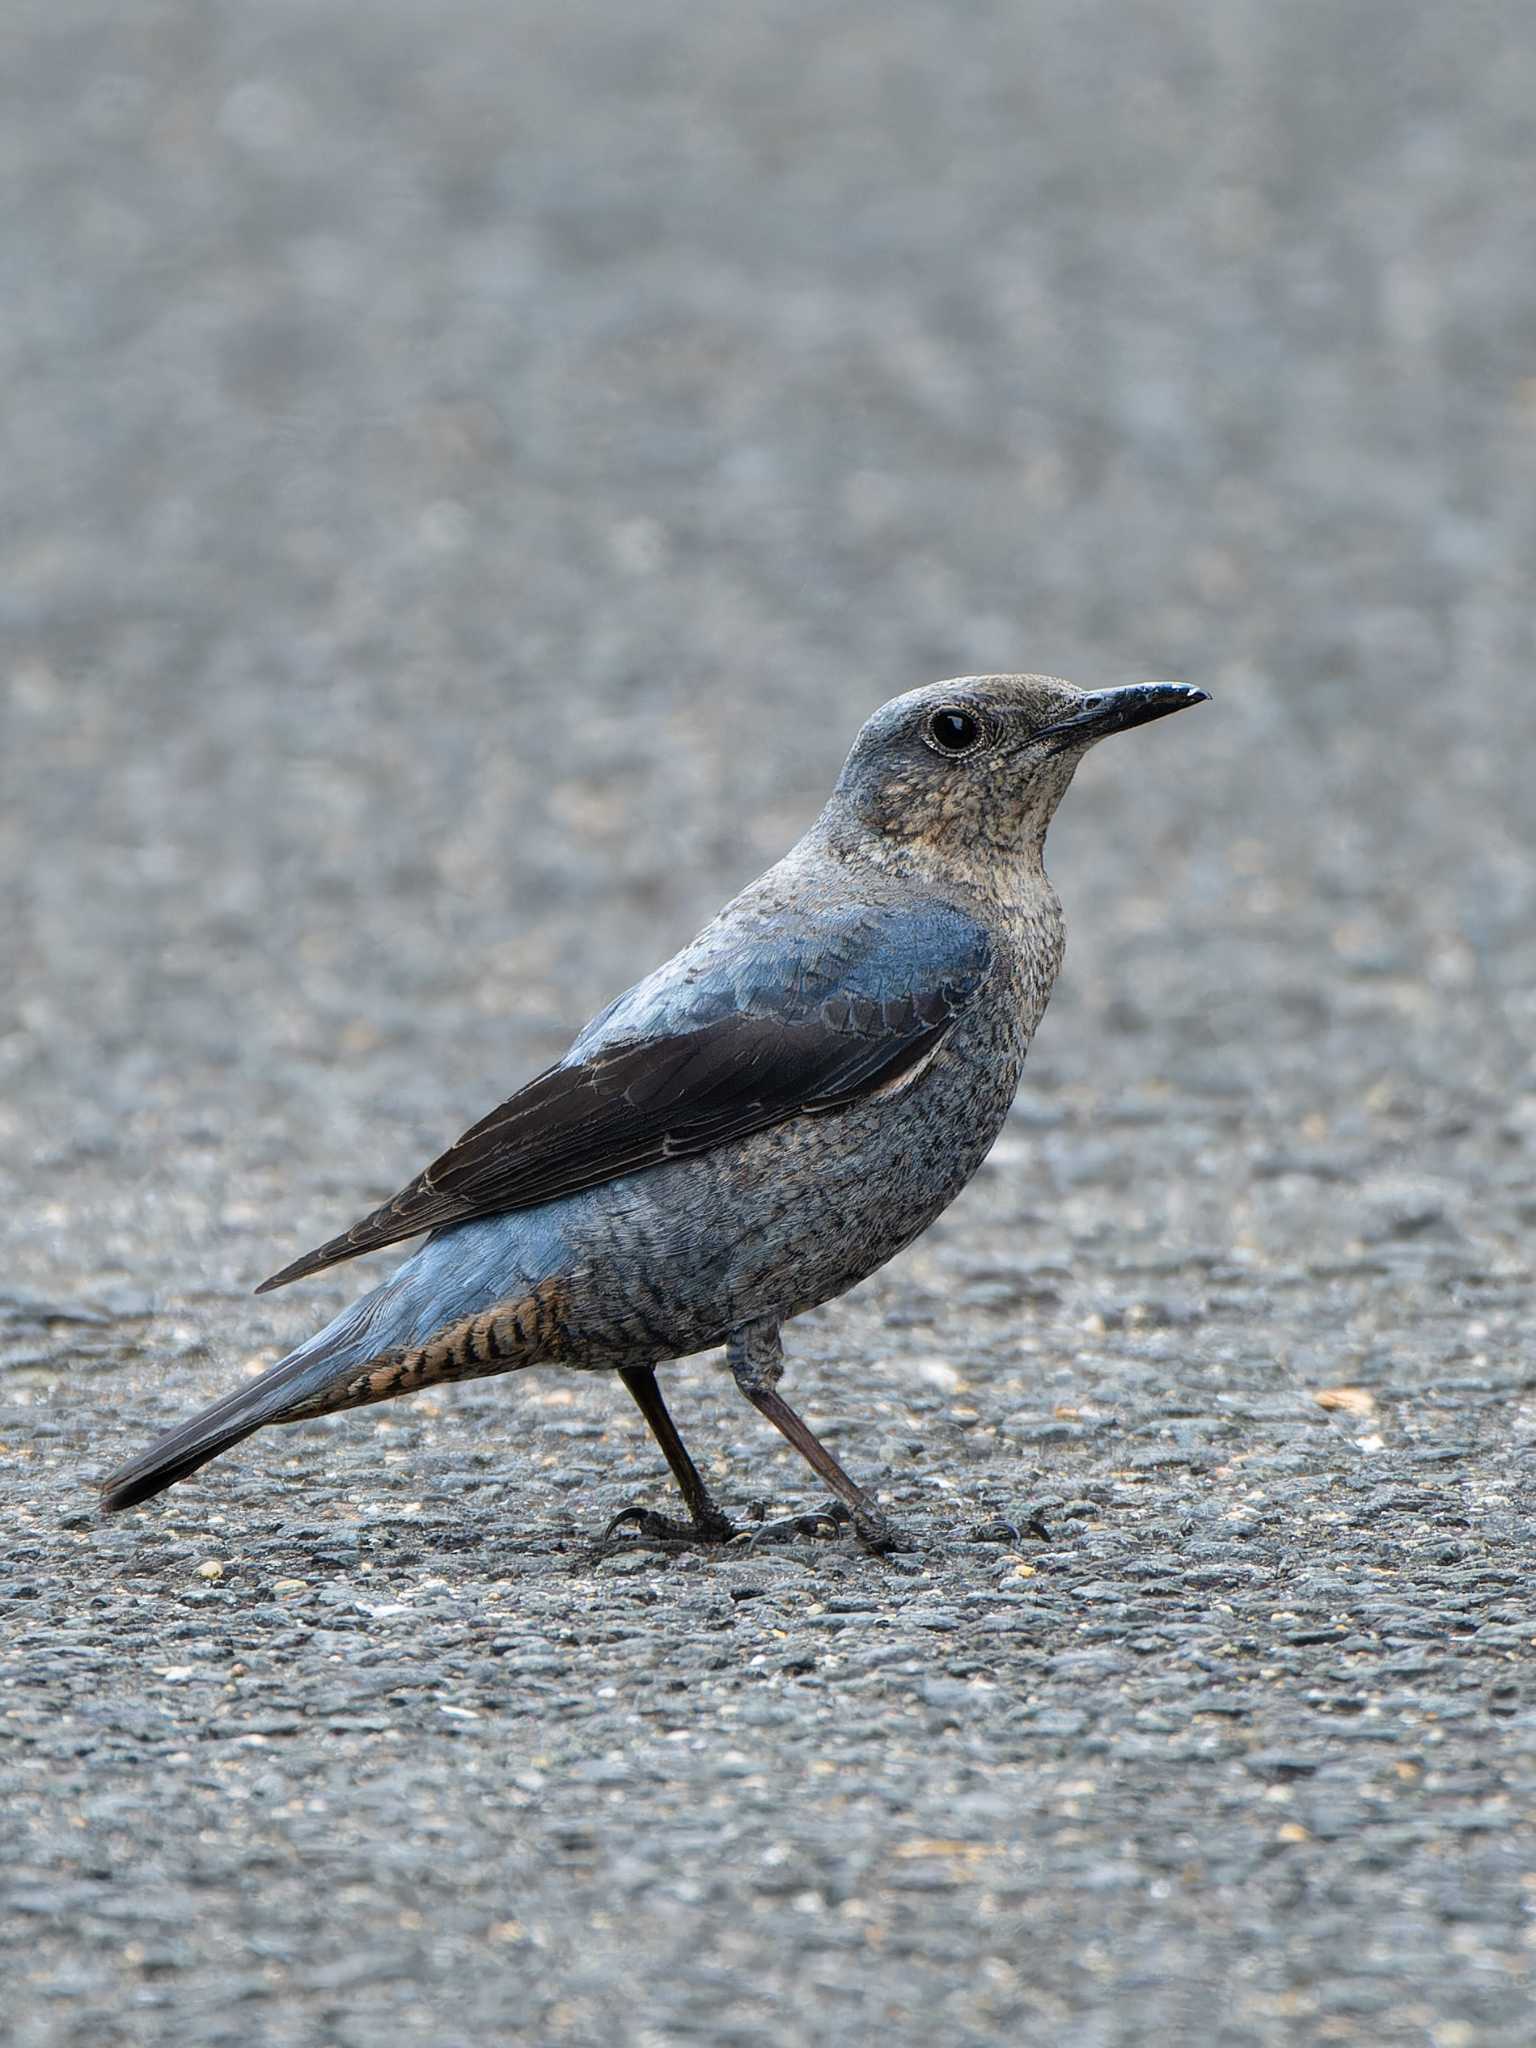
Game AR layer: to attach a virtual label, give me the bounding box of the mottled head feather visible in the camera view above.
[825,674,1100,861]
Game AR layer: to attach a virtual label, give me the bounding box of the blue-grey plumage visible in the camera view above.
[100,675,1208,1540]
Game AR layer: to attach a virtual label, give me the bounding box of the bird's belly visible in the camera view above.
[550,1028,1024,1363]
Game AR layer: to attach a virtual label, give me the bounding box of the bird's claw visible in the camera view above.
[598,1497,917,1558]
[741,1501,915,1555]
[742,1501,851,1550]
[968,1514,1052,1545]
[600,1504,737,1548]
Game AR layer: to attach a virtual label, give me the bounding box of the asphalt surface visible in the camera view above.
[4,3,1536,2043]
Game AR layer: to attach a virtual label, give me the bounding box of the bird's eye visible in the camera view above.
[925,707,984,756]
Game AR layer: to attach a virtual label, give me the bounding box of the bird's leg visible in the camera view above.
[726,1321,911,1553]
[602,1365,738,1545]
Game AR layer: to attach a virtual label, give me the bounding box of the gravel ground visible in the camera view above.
[4,3,1536,2043]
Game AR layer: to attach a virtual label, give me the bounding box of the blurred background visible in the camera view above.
[4,0,1535,1245]
[4,3,1536,2044]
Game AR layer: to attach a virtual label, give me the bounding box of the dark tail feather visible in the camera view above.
[99,1288,402,1513]
[99,1399,274,1512]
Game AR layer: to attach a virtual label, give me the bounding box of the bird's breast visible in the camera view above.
[542,977,1034,1362]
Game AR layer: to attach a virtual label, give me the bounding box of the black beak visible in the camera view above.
[1036,681,1210,752]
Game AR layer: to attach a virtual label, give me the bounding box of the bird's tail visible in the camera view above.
[99,1212,576,1513]
[98,1280,415,1513]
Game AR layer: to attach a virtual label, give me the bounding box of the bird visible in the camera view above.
[100,674,1208,1547]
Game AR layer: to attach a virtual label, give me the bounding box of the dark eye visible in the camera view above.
[925,707,983,755]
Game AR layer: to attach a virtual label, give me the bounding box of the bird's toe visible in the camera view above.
[743,1501,860,1550]
[969,1514,1051,1545]
[600,1504,738,1548]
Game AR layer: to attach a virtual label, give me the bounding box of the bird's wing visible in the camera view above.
[256,901,993,1292]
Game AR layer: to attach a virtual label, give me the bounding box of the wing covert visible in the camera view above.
[256,902,991,1293]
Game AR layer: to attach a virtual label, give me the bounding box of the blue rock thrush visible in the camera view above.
[100,675,1208,1547]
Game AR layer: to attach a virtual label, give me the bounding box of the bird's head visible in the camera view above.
[824,673,1208,865]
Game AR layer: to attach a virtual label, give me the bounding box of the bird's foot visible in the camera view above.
[850,1509,918,1556]
[969,1514,1052,1545]
[743,1500,849,1549]
[744,1501,916,1555]
[600,1503,738,1548]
